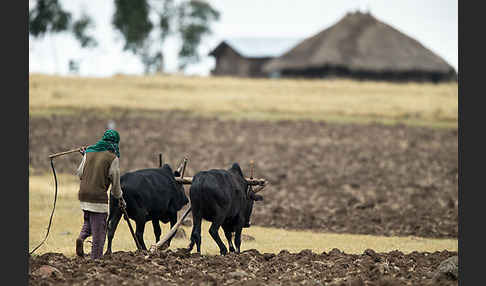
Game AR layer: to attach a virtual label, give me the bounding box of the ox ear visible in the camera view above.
[173,170,181,177]
[230,162,244,177]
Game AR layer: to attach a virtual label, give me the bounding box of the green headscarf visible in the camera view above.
[85,129,120,158]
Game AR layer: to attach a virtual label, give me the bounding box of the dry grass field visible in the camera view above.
[29,173,457,257]
[29,73,458,128]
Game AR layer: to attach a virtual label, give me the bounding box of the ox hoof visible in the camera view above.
[229,247,235,252]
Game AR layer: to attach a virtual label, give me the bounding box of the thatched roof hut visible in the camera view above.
[263,12,457,82]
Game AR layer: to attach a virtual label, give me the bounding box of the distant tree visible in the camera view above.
[29,0,98,48]
[113,0,219,73]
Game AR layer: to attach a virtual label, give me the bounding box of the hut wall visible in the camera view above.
[211,46,273,77]
[280,66,457,83]
[247,57,273,77]
[211,46,250,77]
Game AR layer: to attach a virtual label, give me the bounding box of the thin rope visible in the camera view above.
[29,158,58,255]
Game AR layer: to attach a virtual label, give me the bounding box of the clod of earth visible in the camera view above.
[32,265,64,280]
[434,255,458,281]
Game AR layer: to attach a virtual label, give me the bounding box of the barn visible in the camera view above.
[263,11,457,82]
[208,38,301,77]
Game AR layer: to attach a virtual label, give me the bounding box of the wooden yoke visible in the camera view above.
[156,154,266,186]
[176,157,188,174]
[180,158,188,178]
[173,158,266,186]
[174,176,266,186]
[173,159,267,186]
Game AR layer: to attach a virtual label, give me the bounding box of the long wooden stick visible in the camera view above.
[49,147,86,159]
[150,206,192,253]
[120,205,143,250]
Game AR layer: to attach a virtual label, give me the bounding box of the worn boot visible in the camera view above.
[76,238,84,257]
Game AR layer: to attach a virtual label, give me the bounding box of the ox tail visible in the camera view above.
[189,174,205,201]
[187,175,205,252]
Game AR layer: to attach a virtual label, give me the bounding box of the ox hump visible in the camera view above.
[230,162,244,178]
[162,163,173,173]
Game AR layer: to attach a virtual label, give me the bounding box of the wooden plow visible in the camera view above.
[42,148,267,254]
[149,155,267,253]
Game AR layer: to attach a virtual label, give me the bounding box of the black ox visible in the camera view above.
[187,163,264,255]
[105,164,188,254]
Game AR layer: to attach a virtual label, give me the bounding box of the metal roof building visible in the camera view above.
[208,38,301,77]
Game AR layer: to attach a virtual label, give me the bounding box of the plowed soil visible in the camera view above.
[29,110,458,239]
[29,249,458,285]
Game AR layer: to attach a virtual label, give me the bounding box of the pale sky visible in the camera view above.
[28,0,458,77]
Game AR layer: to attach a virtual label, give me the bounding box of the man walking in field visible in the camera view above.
[75,129,126,259]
